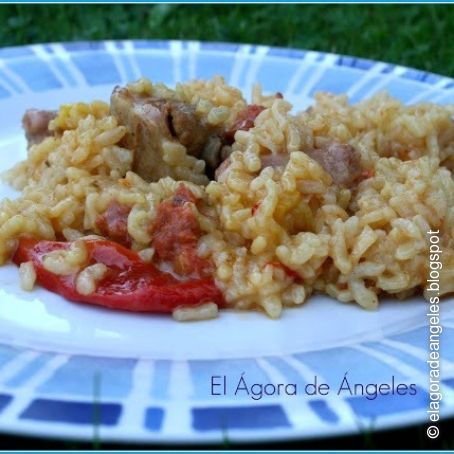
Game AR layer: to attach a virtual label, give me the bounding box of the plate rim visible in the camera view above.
[0,39,452,444]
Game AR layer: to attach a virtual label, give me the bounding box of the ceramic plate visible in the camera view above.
[0,40,453,444]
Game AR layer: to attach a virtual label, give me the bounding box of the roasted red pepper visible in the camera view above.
[13,237,224,313]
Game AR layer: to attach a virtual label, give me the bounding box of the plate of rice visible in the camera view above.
[0,40,453,444]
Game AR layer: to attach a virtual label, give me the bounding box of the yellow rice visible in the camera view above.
[1,76,453,318]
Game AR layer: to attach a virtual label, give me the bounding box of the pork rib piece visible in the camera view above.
[22,109,56,146]
[110,86,223,181]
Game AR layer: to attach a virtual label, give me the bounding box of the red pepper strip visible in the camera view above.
[13,237,224,313]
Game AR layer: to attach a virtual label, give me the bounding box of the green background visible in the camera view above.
[1,4,453,77]
[0,2,453,450]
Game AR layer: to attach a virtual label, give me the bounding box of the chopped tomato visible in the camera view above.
[95,201,131,247]
[252,201,261,215]
[13,237,224,313]
[356,168,375,183]
[151,185,212,278]
[224,105,266,143]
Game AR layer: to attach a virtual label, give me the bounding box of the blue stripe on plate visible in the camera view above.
[20,398,121,425]
[51,58,78,87]
[308,66,362,97]
[150,360,172,399]
[293,347,408,385]
[424,73,443,84]
[6,59,62,91]
[0,393,12,413]
[353,59,375,70]
[133,40,170,50]
[134,53,173,84]
[0,84,10,98]
[391,327,454,362]
[0,70,25,93]
[63,42,105,52]
[70,52,121,85]
[378,78,424,103]
[381,65,394,74]
[308,400,339,423]
[0,345,21,370]
[348,76,383,103]
[144,407,165,431]
[265,357,310,387]
[0,47,34,59]
[346,386,429,418]
[37,356,136,398]
[189,359,271,401]
[196,53,237,82]
[336,57,375,71]
[192,405,290,431]
[362,342,427,371]
[4,354,51,388]
[402,68,428,82]
[254,59,297,94]
[437,92,454,104]
[116,54,138,82]
[267,47,306,60]
[200,42,239,52]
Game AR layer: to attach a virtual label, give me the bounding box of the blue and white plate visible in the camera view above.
[0,40,453,444]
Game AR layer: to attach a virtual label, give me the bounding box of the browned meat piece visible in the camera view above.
[110,87,223,181]
[306,143,362,187]
[22,109,56,146]
[95,201,132,247]
[215,143,362,188]
[224,104,266,144]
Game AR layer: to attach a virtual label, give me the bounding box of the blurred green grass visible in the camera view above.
[0,4,453,76]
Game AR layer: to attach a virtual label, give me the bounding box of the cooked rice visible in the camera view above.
[19,261,36,291]
[1,76,453,318]
[172,302,219,322]
[75,263,108,296]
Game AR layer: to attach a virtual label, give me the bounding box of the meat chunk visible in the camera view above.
[95,201,132,247]
[110,87,223,181]
[22,109,56,146]
[151,185,212,278]
[217,143,361,188]
[306,143,362,187]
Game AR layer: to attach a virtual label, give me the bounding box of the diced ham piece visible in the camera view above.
[95,201,132,247]
[305,143,362,187]
[22,109,56,146]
